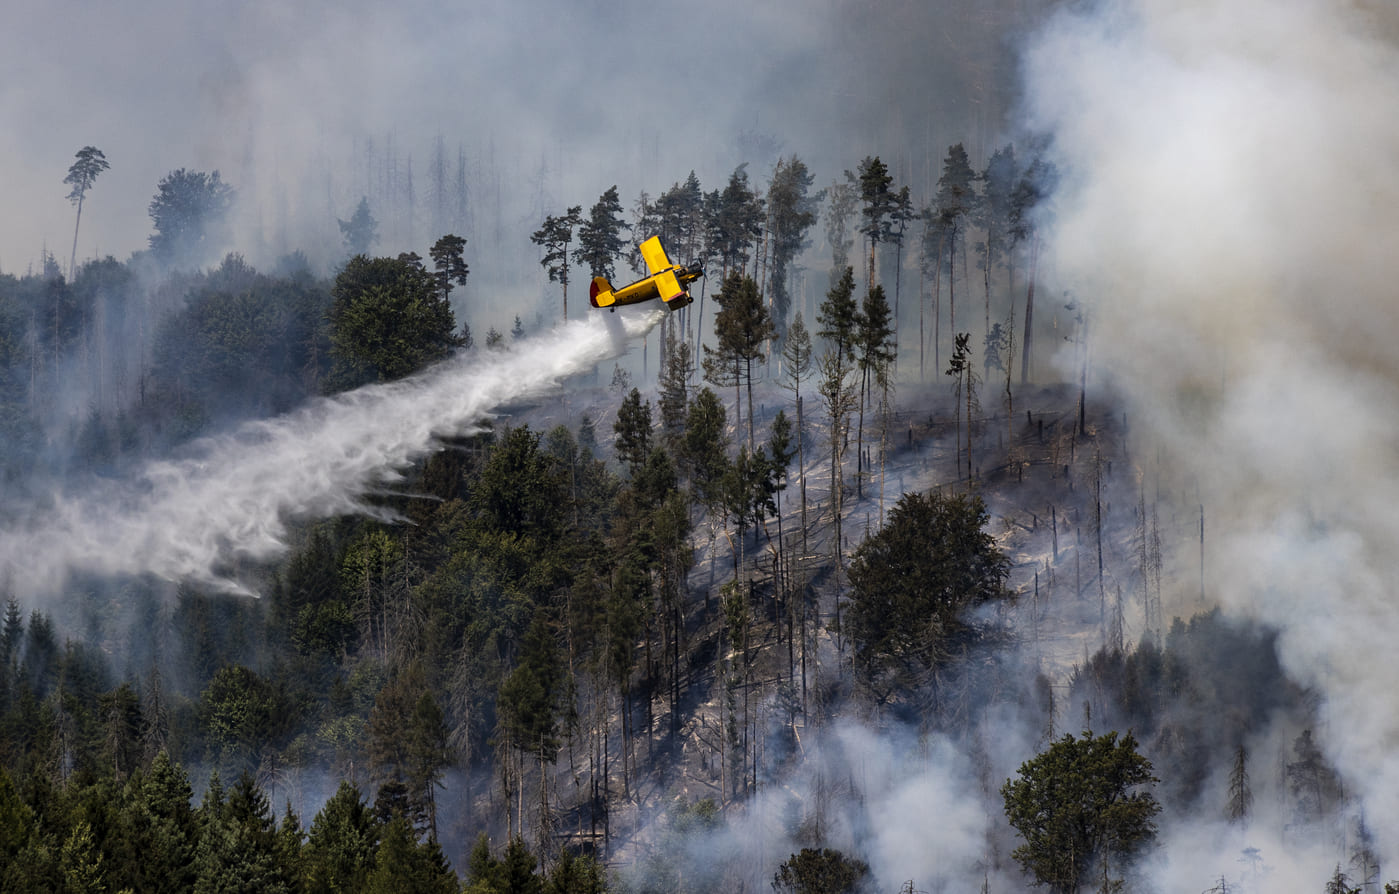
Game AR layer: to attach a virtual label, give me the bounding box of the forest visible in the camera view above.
[2,35,1396,894]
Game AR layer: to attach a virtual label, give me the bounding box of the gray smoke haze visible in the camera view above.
[1024,0,1399,876]
[2,0,1039,274]
[0,306,661,597]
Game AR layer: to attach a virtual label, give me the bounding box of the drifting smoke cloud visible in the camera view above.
[1023,0,1399,876]
[0,306,662,597]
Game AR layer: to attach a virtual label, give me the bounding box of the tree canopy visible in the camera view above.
[326,252,460,389]
[846,490,1008,697]
[1002,731,1161,894]
[148,168,235,267]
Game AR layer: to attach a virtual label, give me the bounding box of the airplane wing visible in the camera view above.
[655,270,684,302]
[639,236,672,275]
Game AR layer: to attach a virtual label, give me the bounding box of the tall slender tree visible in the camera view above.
[531,206,582,321]
[853,285,894,498]
[576,186,629,280]
[64,146,109,280]
[704,273,775,451]
[933,144,978,360]
[428,234,468,303]
[850,156,895,291]
[766,156,821,336]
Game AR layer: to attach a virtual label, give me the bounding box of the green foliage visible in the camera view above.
[148,168,235,267]
[704,272,775,449]
[682,387,730,513]
[857,286,895,383]
[613,388,653,478]
[193,772,294,894]
[339,197,379,256]
[430,233,470,301]
[532,208,582,295]
[151,255,331,422]
[498,611,564,763]
[327,253,460,389]
[846,491,1008,697]
[658,326,693,454]
[577,186,629,280]
[199,666,292,777]
[772,847,869,894]
[766,155,820,330]
[817,267,859,363]
[362,816,457,893]
[64,146,110,207]
[303,780,378,892]
[1002,731,1160,894]
[713,164,765,276]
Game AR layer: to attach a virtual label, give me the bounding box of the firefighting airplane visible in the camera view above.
[589,236,703,311]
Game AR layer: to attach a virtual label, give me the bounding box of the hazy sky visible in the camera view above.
[2,0,1037,273]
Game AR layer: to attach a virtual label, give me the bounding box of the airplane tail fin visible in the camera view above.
[590,276,615,308]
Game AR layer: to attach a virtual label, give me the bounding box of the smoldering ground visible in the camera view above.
[1023,0,1399,879]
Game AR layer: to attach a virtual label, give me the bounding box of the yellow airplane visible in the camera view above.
[589,236,703,311]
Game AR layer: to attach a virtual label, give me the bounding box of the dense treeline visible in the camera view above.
[0,141,1378,892]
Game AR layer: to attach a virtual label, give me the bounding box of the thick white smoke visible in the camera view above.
[1023,0,1399,874]
[0,306,662,597]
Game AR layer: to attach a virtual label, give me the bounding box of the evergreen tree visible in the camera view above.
[766,156,821,334]
[1002,731,1160,894]
[824,180,857,284]
[303,781,379,893]
[362,816,457,894]
[849,156,895,290]
[531,206,583,321]
[613,388,653,479]
[429,233,469,303]
[781,312,813,549]
[933,144,978,357]
[847,491,1009,698]
[975,144,1018,337]
[853,284,895,498]
[657,326,693,456]
[128,751,200,891]
[64,146,110,279]
[773,847,869,894]
[713,165,765,279]
[339,197,379,257]
[704,273,774,451]
[682,387,730,518]
[193,772,293,894]
[577,185,629,280]
[1009,156,1056,385]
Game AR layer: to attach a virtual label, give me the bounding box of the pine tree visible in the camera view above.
[429,233,469,303]
[853,285,895,498]
[64,146,109,279]
[658,326,693,455]
[613,388,653,479]
[766,156,821,334]
[933,144,978,362]
[576,186,629,280]
[705,273,775,451]
[339,197,378,257]
[531,206,583,321]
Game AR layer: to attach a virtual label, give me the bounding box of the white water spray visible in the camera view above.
[0,307,663,597]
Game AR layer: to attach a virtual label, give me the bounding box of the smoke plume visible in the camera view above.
[1023,0,1399,868]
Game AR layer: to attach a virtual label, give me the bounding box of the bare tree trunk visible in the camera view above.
[1020,234,1039,386]
[68,196,84,282]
